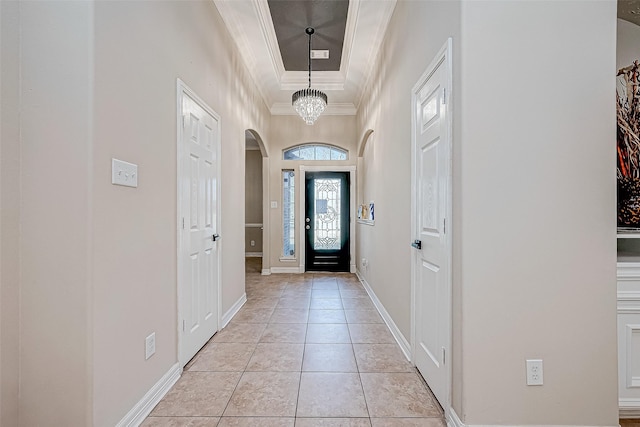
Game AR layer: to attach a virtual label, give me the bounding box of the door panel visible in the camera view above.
[412,49,451,410]
[179,86,220,366]
[305,172,350,272]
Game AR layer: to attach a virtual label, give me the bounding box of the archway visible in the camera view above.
[244,129,269,275]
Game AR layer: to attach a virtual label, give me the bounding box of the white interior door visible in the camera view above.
[411,41,452,411]
[178,81,220,366]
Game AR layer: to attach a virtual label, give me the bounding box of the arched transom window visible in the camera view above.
[283,144,348,161]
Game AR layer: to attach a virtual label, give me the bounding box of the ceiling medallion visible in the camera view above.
[292,27,327,125]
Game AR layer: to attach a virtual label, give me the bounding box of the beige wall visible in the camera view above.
[459,2,617,424]
[267,115,356,270]
[358,0,617,425]
[18,2,95,425]
[2,1,270,425]
[356,0,462,389]
[245,150,263,252]
[92,1,270,425]
[1,1,20,425]
[355,131,375,276]
[1,0,620,424]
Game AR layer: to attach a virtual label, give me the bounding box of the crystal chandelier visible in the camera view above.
[292,27,327,125]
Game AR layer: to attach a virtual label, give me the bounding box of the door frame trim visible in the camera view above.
[299,165,356,273]
[176,78,222,367]
[410,38,453,415]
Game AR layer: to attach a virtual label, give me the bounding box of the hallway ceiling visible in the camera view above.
[213,0,396,116]
[269,0,349,72]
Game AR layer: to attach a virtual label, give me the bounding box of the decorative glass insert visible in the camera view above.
[282,170,295,257]
[313,178,341,250]
[283,144,347,161]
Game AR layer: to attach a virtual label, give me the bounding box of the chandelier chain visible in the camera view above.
[307,27,312,89]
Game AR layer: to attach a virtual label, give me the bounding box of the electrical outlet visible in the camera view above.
[250,240,256,247]
[526,359,543,385]
[145,332,156,360]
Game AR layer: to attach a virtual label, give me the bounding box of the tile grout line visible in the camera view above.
[215,326,263,420]
[147,262,446,425]
[293,296,312,423]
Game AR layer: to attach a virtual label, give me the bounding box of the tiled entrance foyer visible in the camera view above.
[142,259,446,426]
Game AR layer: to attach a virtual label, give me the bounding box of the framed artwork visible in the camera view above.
[618,60,640,228]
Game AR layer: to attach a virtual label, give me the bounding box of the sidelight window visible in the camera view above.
[282,170,296,258]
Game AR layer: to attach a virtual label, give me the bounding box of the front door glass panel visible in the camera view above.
[313,178,341,250]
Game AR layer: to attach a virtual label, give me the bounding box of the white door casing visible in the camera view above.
[411,39,453,413]
[298,165,356,274]
[177,79,221,367]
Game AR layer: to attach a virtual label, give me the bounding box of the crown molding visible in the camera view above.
[213,0,274,107]
[339,0,359,76]
[354,0,397,110]
[254,0,286,78]
[214,0,397,115]
[271,102,357,116]
[280,71,346,91]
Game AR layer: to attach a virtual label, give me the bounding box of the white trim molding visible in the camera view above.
[213,0,396,117]
[116,363,181,427]
[356,270,411,360]
[448,406,619,427]
[261,269,271,276]
[176,79,223,367]
[299,165,357,274]
[448,408,464,427]
[270,266,304,274]
[270,102,357,116]
[410,38,454,418]
[617,262,640,279]
[618,291,640,314]
[620,398,640,418]
[221,293,247,328]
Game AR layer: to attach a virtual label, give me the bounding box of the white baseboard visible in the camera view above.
[448,406,619,427]
[270,266,302,274]
[116,363,181,427]
[350,263,356,274]
[620,398,640,418]
[221,293,247,328]
[447,408,464,427]
[245,252,263,257]
[356,270,411,360]
[261,269,271,275]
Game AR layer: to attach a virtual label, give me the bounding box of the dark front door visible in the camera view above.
[305,172,350,272]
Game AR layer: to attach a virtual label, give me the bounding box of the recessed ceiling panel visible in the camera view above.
[268,0,349,72]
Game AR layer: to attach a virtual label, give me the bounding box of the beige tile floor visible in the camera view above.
[142,258,446,427]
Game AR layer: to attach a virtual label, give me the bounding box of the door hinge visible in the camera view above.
[442,347,446,364]
[182,320,186,332]
[182,217,185,229]
[442,87,446,105]
[183,115,187,128]
[443,218,446,234]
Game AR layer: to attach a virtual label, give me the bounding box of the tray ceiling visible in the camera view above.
[213,0,397,115]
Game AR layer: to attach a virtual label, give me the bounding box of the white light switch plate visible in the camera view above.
[112,158,138,188]
[145,332,155,360]
[270,201,278,209]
